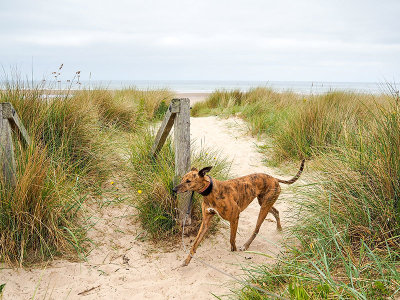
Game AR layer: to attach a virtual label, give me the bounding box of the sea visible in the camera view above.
[2,80,398,95]
[84,80,395,95]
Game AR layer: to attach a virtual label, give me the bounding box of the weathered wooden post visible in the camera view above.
[151,99,180,156]
[151,98,192,224]
[0,104,17,187]
[173,98,191,224]
[0,102,31,188]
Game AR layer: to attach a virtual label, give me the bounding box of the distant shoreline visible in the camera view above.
[1,80,394,95]
[174,92,210,104]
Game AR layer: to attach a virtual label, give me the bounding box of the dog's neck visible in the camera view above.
[198,176,213,196]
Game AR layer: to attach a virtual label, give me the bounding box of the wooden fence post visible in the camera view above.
[0,104,17,187]
[0,102,31,188]
[173,98,191,224]
[151,98,192,225]
[151,99,180,157]
[2,103,31,146]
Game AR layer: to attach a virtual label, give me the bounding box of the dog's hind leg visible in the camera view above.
[258,199,282,231]
[241,184,281,251]
[240,202,272,251]
[269,206,282,231]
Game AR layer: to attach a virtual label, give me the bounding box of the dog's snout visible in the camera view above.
[172,186,178,193]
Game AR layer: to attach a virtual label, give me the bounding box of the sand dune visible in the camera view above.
[1,116,300,299]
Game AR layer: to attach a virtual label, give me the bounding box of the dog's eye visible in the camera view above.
[186,180,191,183]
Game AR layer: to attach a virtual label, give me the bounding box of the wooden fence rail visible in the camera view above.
[0,102,31,188]
[151,98,192,224]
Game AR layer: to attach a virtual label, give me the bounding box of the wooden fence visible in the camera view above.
[0,102,31,187]
[151,98,192,224]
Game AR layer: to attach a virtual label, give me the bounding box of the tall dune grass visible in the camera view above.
[192,88,389,161]
[0,80,103,263]
[74,88,173,130]
[273,92,381,161]
[1,81,110,183]
[0,144,87,264]
[113,88,174,120]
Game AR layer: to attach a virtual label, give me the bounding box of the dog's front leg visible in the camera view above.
[182,203,213,266]
[229,209,240,251]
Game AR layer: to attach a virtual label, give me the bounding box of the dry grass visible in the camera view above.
[0,142,86,264]
[74,88,174,130]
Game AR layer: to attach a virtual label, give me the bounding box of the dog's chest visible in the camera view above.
[203,199,220,214]
[203,198,230,219]
[206,207,218,214]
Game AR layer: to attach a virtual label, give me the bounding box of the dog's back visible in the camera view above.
[212,173,278,211]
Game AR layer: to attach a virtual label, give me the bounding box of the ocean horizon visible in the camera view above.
[2,79,397,95]
[74,80,397,95]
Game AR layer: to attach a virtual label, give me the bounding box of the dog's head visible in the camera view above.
[172,166,212,193]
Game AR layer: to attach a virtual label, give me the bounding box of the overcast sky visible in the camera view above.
[1,0,399,82]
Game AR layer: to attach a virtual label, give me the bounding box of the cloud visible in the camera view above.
[0,0,399,81]
[11,31,140,47]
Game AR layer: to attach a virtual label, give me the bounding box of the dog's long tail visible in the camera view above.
[277,159,305,184]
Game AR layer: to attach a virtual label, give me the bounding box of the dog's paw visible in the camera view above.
[239,245,248,251]
[181,261,189,267]
[181,257,191,267]
[231,245,237,252]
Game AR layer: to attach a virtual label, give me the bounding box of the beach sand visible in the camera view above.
[175,92,210,105]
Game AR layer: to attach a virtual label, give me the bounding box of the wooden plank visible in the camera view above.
[173,98,192,223]
[1,102,31,146]
[0,104,17,187]
[150,99,180,157]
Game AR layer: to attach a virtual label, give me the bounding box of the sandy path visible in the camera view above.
[1,116,298,299]
[175,93,209,105]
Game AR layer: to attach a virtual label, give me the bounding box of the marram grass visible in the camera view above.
[192,88,390,161]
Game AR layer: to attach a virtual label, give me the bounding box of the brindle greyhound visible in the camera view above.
[173,159,305,266]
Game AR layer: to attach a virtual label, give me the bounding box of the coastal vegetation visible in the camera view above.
[0,76,184,264]
[192,87,400,298]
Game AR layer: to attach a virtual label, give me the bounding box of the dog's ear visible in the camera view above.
[191,167,198,172]
[198,166,212,177]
